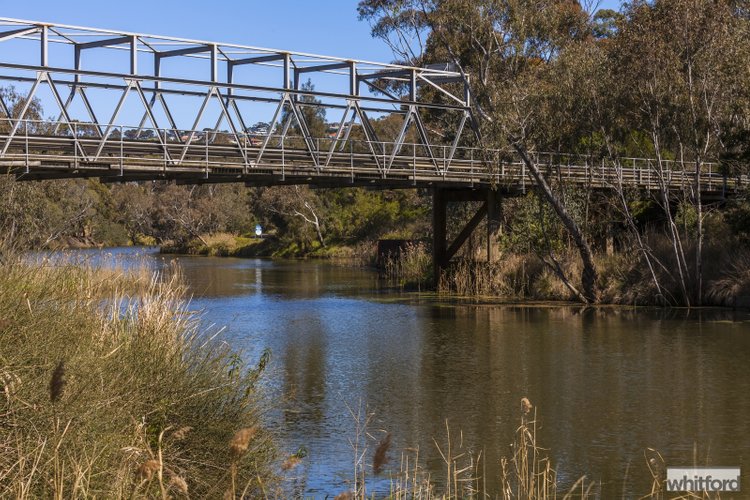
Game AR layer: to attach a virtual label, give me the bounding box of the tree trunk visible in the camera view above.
[695,160,703,306]
[513,143,599,303]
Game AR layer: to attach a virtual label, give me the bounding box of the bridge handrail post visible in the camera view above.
[351,140,354,183]
[470,148,474,181]
[243,133,248,175]
[382,141,386,176]
[119,125,124,176]
[316,137,320,170]
[205,130,209,178]
[163,129,168,173]
[24,119,29,171]
[73,121,78,169]
[413,143,416,185]
[282,133,285,181]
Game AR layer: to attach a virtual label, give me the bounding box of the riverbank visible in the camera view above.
[0,252,278,498]
[160,231,370,260]
[161,231,750,308]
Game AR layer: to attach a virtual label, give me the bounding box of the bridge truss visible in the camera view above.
[0,17,741,196]
[0,17,483,185]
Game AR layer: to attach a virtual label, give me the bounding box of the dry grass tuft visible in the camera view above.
[0,249,278,498]
[383,242,432,290]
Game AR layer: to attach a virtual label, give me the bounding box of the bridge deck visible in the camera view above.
[0,127,741,198]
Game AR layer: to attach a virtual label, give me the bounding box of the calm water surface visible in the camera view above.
[62,247,750,498]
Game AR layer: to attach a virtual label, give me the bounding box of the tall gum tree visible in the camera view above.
[607,0,750,306]
[359,0,601,303]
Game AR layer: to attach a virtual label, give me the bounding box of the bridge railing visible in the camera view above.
[0,115,742,193]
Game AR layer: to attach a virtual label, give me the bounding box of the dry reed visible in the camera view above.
[0,248,278,498]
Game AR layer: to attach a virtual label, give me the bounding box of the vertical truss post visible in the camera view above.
[40,25,48,66]
[119,125,124,176]
[24,119,28,170]
[210,44,218,82]
[283,54,291,90]
[130,35,137,74]
[349,61,357,96]
[410,69,417,101]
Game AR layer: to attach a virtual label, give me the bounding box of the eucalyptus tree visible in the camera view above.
[359,0,601,302]
[607,0,750,305]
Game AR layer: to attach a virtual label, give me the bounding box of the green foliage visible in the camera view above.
[724,198,750,244]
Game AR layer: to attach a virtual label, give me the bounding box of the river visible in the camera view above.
[58,247,750,498]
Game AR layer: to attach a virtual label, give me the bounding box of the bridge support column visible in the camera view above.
[432,187,497,285]
[432,187,447,282]
[486,189,502,262]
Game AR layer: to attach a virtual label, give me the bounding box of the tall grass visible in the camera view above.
[0,252,277,498]
[334,398,588,499]
[336,399,718,500]
[383,242,432,291]
[434,231,750,307]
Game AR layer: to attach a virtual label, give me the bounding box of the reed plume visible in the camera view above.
[230,427,257,457]
[373,432,392,475]
[49,360,65,403]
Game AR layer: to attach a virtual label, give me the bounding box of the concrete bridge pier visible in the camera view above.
[431,187,503,283]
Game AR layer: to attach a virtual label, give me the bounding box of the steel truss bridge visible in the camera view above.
[0,18,743,269]
[0,18,740,193]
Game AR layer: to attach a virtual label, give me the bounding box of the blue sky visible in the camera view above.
[0,1,624,130]
[4,1,625,63]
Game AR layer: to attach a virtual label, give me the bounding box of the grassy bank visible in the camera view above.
[382,233,750,307]
[160,232,372,261]
[0,252,277,498]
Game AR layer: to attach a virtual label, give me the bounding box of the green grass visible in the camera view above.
[0,252,277,498]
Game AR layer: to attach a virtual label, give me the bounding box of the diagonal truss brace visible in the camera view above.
[323,101,354,167]
[135,92,180,140]
[1,71,86,158]
[352,101,384,174]
[91,79,174,162]
[0,91,11,119]
[385,104,440,174]
[52,85,104,138]
[177,87,248,167]
[254,93,320,169]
